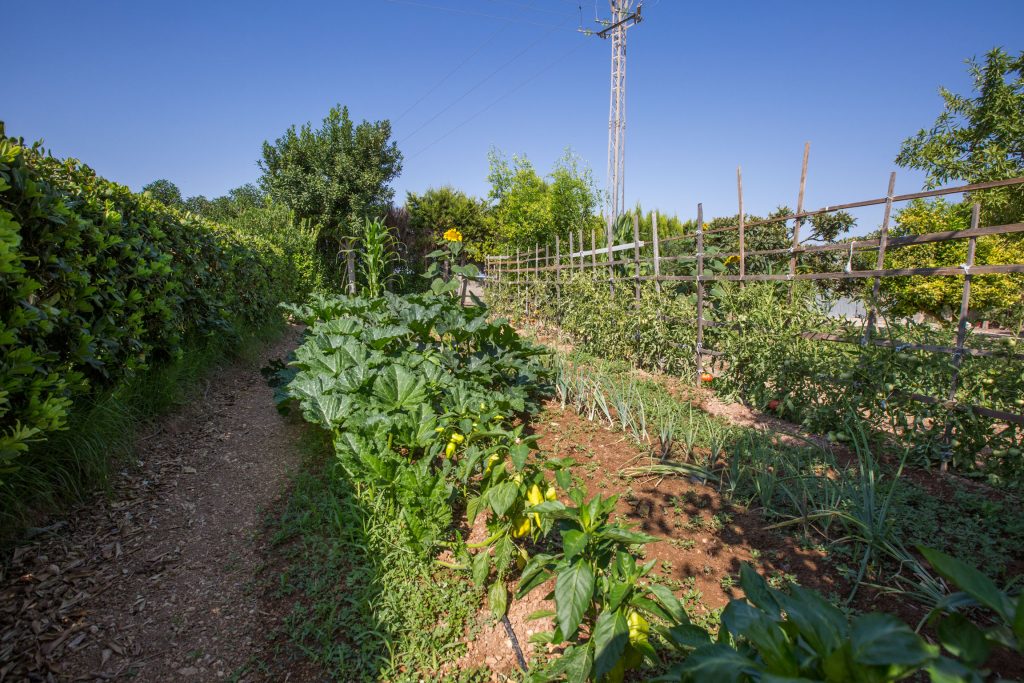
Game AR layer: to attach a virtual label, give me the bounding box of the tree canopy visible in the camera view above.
[405,186,488,263]
[259,105,402,244]
[141,179,183,208]
[485,148,601,251]
[896,47,1024,224]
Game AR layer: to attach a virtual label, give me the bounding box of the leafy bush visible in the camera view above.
[0,134,312,477]
[282,254,552,551]
[661,563,949,682]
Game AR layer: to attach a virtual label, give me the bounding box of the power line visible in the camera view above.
[480,0,570,17]
[382,0,568,29]
[406,40,587,161]
[393,23,508,124]
[398,14,577,146]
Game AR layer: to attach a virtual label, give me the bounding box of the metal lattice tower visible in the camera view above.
[582,1,643,229]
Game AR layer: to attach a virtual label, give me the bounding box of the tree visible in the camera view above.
[406,186,488,264]
[549,149,601,242]
[486,149,551,251]
[142,179,183,208]
[259,105,402,289]
[485,147,601,252]
[896,47,1024,224]
[878,199,1024,325]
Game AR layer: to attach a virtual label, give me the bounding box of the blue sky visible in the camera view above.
[6,1,1023,235]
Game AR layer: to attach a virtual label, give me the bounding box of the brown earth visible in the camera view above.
[0,326,306,682]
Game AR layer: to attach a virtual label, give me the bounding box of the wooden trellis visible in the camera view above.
[485,165,1024,438]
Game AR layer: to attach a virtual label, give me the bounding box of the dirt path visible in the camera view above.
[0,327,305,682]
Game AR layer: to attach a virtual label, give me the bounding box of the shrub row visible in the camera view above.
[0,135,313,475]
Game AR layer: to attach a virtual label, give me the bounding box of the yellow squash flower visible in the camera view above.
[443,228,463,242]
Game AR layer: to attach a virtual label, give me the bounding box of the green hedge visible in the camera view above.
[0,135,310,475]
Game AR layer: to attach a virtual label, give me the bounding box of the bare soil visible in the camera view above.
[456,400,844,680]
[0,327,306,682]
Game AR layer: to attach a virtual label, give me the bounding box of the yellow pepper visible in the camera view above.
[527,484,544,506]
[627,610,649,645]
[445,441,456,459]
[450,432,465,444]
[484,453,501,473]
[511,515,531,538]
[545,486,557,501]
[527,485,544,526]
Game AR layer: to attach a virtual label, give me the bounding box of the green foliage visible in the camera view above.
[896,47,1024,224]
[0,133,309,480]
[920,546,1024,667]
[877,199,1024,325]
[357,216,401,297]
[549,150,602,243]
[518,489,682,681]
[486,148,601,252]
[282,274,551,554]
[141,178,184,208]
[259,104,403,276]
[662,563,948,682]
[266,432,487,681]
[406,186,490,263]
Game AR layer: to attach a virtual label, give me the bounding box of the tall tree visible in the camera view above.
[142,179,183,208]
[896,47,1024,224]
[549,149,601,242]
[259,105,402,289]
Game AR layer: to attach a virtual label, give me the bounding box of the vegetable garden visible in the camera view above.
[261,225,1023,680]
[3,75,1024,679]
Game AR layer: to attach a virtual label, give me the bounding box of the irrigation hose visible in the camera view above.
[501,614,528,672]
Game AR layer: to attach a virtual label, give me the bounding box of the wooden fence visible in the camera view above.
[484,160,1024,441]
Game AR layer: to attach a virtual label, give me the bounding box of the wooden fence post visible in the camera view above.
[941,202,980,471]
[591,228,598,271]
[544,243,550,320]
[695,203,705,381]
[633,213,641,302]
[863,172,897,342]
[555,235,561,305]
[652,214,662,293]
[737,165,746,284]
[577,229,585,270]
[789,142,810,304]
[534,243,540,317]
[516,247,522,318]
[606,216,616,295]
[569,232,575,275]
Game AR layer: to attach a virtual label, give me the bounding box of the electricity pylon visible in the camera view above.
[581,1,644,230]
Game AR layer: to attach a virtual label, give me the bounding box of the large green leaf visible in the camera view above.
[936,613,990,668]
[851,613,937,668]
[919,546,1014,623]
[372,365,428,411]
[487,481,519,517]
[774,586,847,655]
[555,561,595,639]
[679,643,756,682]
[489,580,508,618]
[593,609,629,680]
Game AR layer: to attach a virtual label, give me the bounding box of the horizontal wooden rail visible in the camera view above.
[657,176,1024,243]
